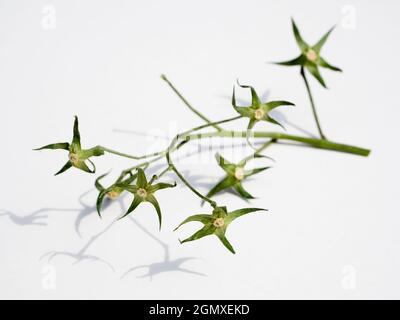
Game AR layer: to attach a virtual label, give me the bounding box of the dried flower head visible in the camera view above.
[205,153,271,200]
[232,81,294,130]
[115,168,176,229]
[35,116,104,175]
[274,18,342,88]
[174,206,267,254]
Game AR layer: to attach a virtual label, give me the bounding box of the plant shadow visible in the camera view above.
[40,221,116,272]
[121,216,206,281]
[38,197,126,272]
[0,207,77,227]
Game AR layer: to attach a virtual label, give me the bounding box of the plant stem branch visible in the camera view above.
[241,139,276,163]
[166,148,216,208]
[163,116,244,207]
[100,146,167,160]
[184,131,370,157]
[161,74,223,131]
[300,67,326,140]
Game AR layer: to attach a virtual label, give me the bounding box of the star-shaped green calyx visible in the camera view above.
[206,153,271,200]
[34,116,104,175]
[95,171,138,217]
[115,168,176,229]
[275,18,342,88]
[174,206,267,254]
[232,82,294,130]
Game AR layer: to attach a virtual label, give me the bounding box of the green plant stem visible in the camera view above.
[300,67,326,140]
[100,146,165,160]
[149,165,172,184]
[119,155,163,179]
[184,131,370,157]
[157,166,172,179]
[241,139,276,163]
[163,116,244,207]
[166,148,216,208]
[161,74,223,131]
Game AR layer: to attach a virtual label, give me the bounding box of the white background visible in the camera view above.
[0,0,399,299]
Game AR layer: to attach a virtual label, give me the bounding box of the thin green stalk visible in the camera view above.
[116,115,237,179]
[157,166,172,179]
[300,67,326,140]
[184,131,370,157]
[161,74,223,131]
[103,116,241,164]
[149,165,172,184]
[241,139,276,163]
[163,116,244,207]
[120,155,163,179]
[100,146,166,160]
[166,148,216,208]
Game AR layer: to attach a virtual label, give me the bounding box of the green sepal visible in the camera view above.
[318,57,342,72]
[215,153,236,174]
[174,214,214,231]
[231,83,294,130]
[95,173,109,192]
[148,182,177,193]
[312,25,335,53]
[215,228,235,254]
[146,194,162,230]
[276,19,342,88]
[34,142,70,151]
[175,206,267,254]
[306,63,327,88]
[179,225,215,244]
[96,188,111,217]
[54,161,72,176]
[35,116,104,175]
[207,152,272,200]
[244,166,271,178]
[234,183,254,199]
[120,195,142,220]
[274,55,305,66]
[264,100,295,111]
[206,176,237,199]
[72,115,81,149]
[291,18,308,52]
[74,159,96,174]
[225,207,267,224]
[136,168,148,188]
[236,81,261,107]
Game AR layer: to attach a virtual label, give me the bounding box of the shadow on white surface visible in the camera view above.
[40,221,116,272]
[28,188,207,280]
[0,207,78,226]
[121,216,205,281]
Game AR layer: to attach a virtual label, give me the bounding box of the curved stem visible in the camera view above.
[166,148,216,208]
[101,116,241,163]
[163,116,244,207]
[161,74,223,131]
[300,67,326,140]
[100,146,165,160]
[120,155,163,179]
[149,165,172,184]
[241,139,276,163]
[157,166,172,179]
